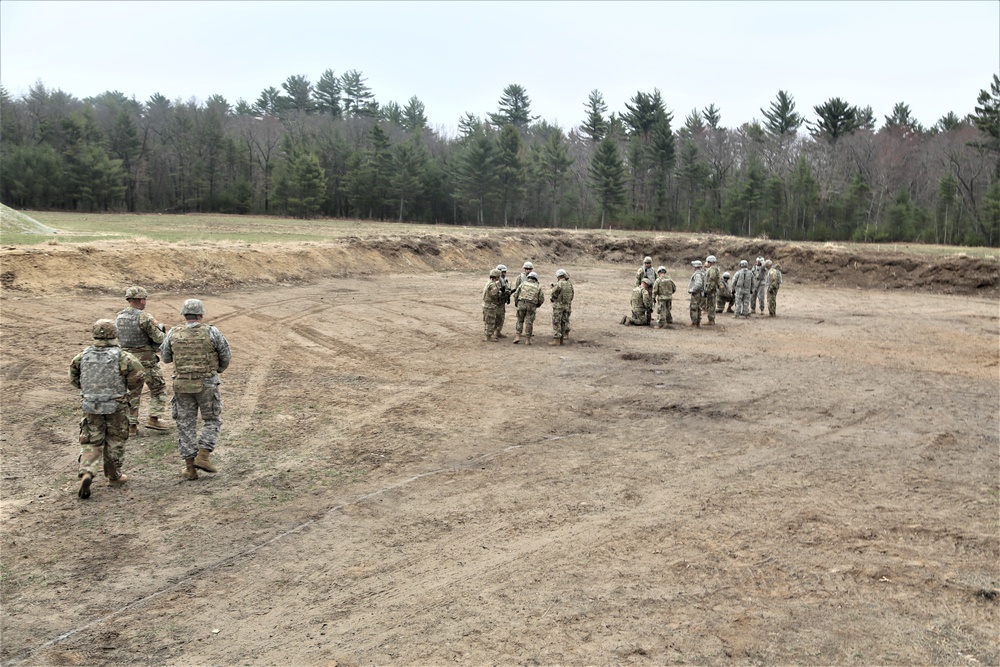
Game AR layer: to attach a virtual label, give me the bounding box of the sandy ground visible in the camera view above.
[1,239,998,666]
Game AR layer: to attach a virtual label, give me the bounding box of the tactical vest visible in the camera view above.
[768,269,780,286]
[116,308,148,349]
[170,324,216,380]
[517,281,541,305]
[80,347,126,414]
[705,267,721,292]
[553,281,573,308]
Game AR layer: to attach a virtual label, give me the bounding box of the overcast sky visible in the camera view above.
[1,1,997,137]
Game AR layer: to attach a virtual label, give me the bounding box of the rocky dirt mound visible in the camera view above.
[0,231,996,297]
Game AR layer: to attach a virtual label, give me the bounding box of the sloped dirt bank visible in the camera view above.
[1,231,996,296]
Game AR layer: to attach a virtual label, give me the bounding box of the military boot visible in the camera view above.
[193,448,217,473]
[495,331,507,339]
[145,416,170,431]
[548,338,562,346]
[525,336,532,346]
[512,334,521,344]
[78,472,93,499]
[183,458,199,481]
[108,472,128,487]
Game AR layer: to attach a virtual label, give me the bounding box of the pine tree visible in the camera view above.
[761,90,803,135]
[314,69,343,118]
[589,136,626,228]
[581,89,609,144]
[488,84,536,130]
[496,123,524,226]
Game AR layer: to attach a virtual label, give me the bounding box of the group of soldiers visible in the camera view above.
[70,287,231,499]
[621,255,784,328]
[482,262,574,346]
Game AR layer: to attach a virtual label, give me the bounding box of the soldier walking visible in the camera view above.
[160,299,232,481]
[116,285,171,435]
[70,319,145,499]
[549,269,574,345]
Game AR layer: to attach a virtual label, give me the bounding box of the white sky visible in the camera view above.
[1,0,997,137]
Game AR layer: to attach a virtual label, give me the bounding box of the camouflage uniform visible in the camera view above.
[513,278,545,342]
[652,273,676,326]
[731,266,754,318]
[549,275,574,342]
[624,284,652,325]
[767,266,783,316]
[494,271,511,338]
[716,276,735,313]
[482,277,503,340]
[703,264,721,324]
[160,320,232,460]
[751,259,766,314]
[69,329,144,486]
[116,304,167,426]
[688,267,706,325]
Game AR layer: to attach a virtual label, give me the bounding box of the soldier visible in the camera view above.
[512,271,545,345]
[621,277,653,326]
[651,266,676,328]
[635,256,657,288]
[688,260,706,327]
[481,269,503,342]
[731,259,754,318]
[493,265,511,339]
[513,261,534,292]
[116,285,170,436]
[548,269,574,346]
[766,261,783,316]
[160,299,232,481]
[716,272,735,313]
[703,255,721,325]
[751,256,766,315]
[69,319,145,499]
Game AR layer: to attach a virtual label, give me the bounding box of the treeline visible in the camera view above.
[1,71,999,246]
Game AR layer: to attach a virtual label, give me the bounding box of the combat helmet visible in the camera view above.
[555,269,568,279]
[527,271,539,281]
[657,266,667,274]
[523,261,534,270]
[92,319,118,340]
[180,299,205,316]
[496,265,507,273]
[124,285,148,300]
[706,255,717,264]
[691,260,703,268]
[489,269,500,278]
[722,271,731,279]
[740,260,749,267]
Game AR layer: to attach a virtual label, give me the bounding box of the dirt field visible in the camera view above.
[1,231,998,666]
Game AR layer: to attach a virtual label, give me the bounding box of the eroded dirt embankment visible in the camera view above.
[1,231,997,296]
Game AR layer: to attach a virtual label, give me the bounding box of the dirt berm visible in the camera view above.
[1,231,997,296]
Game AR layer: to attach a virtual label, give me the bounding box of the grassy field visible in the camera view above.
[1,209,997,261]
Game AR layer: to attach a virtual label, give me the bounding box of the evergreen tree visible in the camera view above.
[280,75,314,114]
[380,101,404,127]
[534,125,573,226]
[454,130,499,225]
[255,87,282,116]
[281,149,327,218]
[495,123,525,226]
[702,104,722,130]
[761,90,803,135]
[809,97,860,143]
[390,139,426,221]
[488,84,536,130]
[883,102,923,135]
[341,70,375,118]
[402,96,428,133]
[972,73,1000,177]
[588,136,626,228]
[581,89,609,144]
[314,69,343,118]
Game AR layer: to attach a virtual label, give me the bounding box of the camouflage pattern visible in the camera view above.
[767,267,782,316]
[688,268,706,325]
[70,339,144,480]
[550,278,574,340]
[634,263,657,287]
[513,280,544,336]
[751,260,766,313]
[652,276,675,326]
[494,273,511,336]
[716,277,735,313]
[731,267,754,317]
[625,285,651,325]
[161,318,231,459]
[118,306,168,422]
[171,384,223,459]
[703,265,721,323]
[482,278,502,337]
